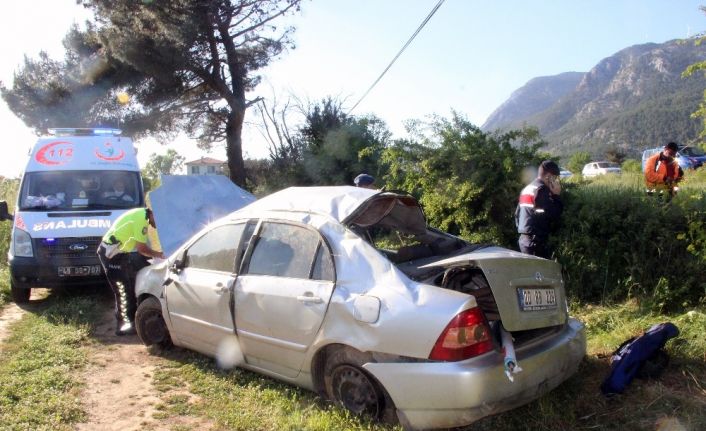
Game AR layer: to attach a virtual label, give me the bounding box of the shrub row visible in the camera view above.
[553,176,705,310]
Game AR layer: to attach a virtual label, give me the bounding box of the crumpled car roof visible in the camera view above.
[233,186,380,222]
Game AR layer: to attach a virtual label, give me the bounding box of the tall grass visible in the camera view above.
[0,178,18,306]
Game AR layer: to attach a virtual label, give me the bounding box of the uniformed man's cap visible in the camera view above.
[354,173,375,187]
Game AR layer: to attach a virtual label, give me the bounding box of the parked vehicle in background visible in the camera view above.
[7,128,144,303]
[582,161,622,178]
[559,168,573,179]
[134,186,586,430]
[641,145,706,172]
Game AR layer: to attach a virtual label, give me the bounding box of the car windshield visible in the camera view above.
[19,170,143,211]
[679,146,705,157]
[596,162,619,168]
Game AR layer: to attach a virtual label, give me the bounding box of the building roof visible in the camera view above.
[185,157,226,165]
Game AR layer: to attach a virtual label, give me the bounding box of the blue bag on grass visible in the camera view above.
[600,322,679,396]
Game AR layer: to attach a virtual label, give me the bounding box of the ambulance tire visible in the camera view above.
[10,282,30,303]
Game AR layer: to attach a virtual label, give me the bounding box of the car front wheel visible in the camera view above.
[135,296,172,349]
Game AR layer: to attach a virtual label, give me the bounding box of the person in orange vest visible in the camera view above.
[644,142,684,199]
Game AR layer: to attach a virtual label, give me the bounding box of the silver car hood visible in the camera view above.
[421,246,568,331]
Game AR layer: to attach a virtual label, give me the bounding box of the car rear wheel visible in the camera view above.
[10,282,30,303]
[135,296,172,349]
[323,349,393,421]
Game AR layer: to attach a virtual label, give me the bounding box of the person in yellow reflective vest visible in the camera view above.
[97,207,164,335]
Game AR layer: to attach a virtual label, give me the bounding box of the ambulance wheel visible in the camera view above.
[135,296,172,349]
[10,282,30,303]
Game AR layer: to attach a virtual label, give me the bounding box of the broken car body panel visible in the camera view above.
[149,174,256,256]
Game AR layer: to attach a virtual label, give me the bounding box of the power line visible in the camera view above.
[348,0,446,114]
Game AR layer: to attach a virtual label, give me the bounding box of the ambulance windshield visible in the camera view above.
[19,170,143,211]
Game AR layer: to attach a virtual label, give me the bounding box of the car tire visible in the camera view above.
[135,296,172,349]
[10,282,30,303]
[323,348,395,422]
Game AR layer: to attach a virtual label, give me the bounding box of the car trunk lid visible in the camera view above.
[421,247,567,332]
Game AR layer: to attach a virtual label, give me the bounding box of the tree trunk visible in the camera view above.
[226,109,247,188]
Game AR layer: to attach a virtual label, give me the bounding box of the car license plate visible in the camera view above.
[58,265,102,277]
[518,287,557,311]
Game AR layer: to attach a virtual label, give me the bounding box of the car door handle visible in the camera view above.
[297,294,323,304]
[216,282,229,294]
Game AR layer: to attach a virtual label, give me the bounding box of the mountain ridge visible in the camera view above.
[482,39,706,158]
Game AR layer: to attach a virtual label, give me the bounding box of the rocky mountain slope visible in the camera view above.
[482,40,706,158]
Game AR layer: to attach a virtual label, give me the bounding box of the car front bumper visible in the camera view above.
[363,318,586,430]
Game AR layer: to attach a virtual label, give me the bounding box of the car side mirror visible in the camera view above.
[0,201,13,221]
[170,250,187,273]
[171,259,184,273]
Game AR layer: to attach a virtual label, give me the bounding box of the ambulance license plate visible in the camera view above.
[518,287,557,311]
[58,265,102,277]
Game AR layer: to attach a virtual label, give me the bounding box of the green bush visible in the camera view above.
[621,158,642,173]
[0,179,18,265]
[0,178,18,304]
[382,113,545,245]
[554,180,706,310]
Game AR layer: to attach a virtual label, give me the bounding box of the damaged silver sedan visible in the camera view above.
[134,186,586,430]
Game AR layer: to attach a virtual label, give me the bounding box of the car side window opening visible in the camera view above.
[312,241,334,281]
[246,222,333,281]
[185,224,246,272]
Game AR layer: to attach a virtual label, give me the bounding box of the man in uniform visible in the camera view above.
[97,207,164,335]
[515,160,563,259]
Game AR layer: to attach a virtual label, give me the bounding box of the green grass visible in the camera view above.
[470,302,706,431]
[142,301,705,431]
[151,349,398,431]
[0,293,101,430]
[0,290,704,430]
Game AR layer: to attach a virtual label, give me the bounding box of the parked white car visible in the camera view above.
[582,161,622,177]
[134,186,586,430]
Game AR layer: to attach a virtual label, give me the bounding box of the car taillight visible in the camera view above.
[429,307,494,361]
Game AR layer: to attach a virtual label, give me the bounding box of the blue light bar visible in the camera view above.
[93,128,123,135]
[47,128,123,137]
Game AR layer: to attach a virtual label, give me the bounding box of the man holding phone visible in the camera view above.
[644,141,683,200]
[515,160,563,259]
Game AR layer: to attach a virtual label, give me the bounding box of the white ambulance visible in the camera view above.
[7,128,145,302]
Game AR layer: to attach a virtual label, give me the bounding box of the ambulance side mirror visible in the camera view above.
[0,201,13,222]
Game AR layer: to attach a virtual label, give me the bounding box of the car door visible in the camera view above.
[165,222,252,355]
[234,220,335,378]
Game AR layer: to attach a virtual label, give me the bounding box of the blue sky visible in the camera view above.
[1,0,705,177]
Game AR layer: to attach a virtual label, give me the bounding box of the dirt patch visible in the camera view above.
[77,306,213,431]
[0,288,50,345]
[0,302,24,344]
